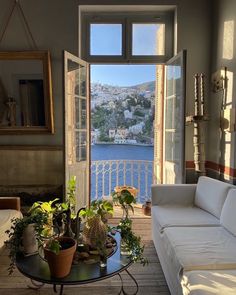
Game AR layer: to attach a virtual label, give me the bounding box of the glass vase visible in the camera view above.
[120,238,131,256]
[99,254,107,268]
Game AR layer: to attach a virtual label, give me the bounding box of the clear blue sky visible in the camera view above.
[90,23,159,86]
[91,65,156,87]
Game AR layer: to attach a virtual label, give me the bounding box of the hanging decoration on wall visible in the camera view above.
[0,0,38,50]
[0,0,54,134]
[186,74,208,176]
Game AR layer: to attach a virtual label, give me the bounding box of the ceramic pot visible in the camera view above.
[44,237,76,278]
[142,201,151,216]
[22,223,38,255]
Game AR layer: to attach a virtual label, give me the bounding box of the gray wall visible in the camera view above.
[207,0,236,182]
[0,0,212,190]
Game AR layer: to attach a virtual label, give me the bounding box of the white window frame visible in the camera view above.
[80,11,174,64]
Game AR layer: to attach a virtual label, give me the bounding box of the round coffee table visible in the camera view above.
[16,232,138,295]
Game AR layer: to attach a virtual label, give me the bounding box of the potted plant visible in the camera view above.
[43,236,76,278]
[116,217,148,266]
[79,200,112,248]
[28,198,59,237]
[112,186,137,219]
[5,211,47,274]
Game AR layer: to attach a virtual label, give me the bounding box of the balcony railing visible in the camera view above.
[91,160,153,203]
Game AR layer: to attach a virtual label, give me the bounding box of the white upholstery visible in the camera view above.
[152,205,220,233]
[182,270,236,295]
[220,189,236,236]
[151,177,236,295]
[194,176,234,218]
[163,227,236,273]
[0,209,22,249]
[151,184,196,206]
[152,217,183,295]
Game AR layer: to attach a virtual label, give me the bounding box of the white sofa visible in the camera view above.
[0,197,22,251]
[151,176,236,295]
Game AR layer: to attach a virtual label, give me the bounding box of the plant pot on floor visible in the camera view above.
[44,236,76,278]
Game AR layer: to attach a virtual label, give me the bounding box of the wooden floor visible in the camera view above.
[0,207,170,295]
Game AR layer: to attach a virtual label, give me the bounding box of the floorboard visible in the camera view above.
[0,207,170,295]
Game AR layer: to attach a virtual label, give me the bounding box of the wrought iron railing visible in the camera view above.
[91,160,153,204]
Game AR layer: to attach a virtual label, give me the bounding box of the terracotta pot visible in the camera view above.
[44,237,76,278]
[114,186,138,197]
[142,201,151,216]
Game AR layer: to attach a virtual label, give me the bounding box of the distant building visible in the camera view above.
[109,129,116,138]
[117,128,129,138]
[124,110,132,119]
[129,122,145,134]
[91,129,100,144]
[114,134,126,144]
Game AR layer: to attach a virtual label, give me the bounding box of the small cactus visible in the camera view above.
[83,215,107,248]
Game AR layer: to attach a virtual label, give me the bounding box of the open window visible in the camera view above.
[81,12,174,63]
[64,51,90,209]
[163,50,186,183]
[153,51,186,184]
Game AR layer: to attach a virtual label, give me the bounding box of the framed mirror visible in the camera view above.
[0,51,54,134]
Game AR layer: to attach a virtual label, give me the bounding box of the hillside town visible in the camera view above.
[91,82,155,145]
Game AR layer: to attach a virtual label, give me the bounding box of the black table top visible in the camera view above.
[16,232,132,286]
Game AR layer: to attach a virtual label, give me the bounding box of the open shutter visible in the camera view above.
[64,51,90,209]
[153,65,165,184]
[163,50,186,184]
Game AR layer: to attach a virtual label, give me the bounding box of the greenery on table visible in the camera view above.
[5,176,78,274]
[5,212,47,274]
[112,188,136,218]
[116,217,148,266]
[79,199,113,223]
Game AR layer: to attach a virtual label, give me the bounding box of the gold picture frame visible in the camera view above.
[0,51,54,134]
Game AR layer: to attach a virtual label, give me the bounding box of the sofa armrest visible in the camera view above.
[151,184,197,206]
[0,197,21,211]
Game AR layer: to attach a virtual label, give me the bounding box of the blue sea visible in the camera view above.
[91,144,154,203]
[91,144,154,161]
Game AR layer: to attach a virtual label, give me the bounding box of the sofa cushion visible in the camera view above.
[162,227,236,277]
[152,205,220,233]
[220,189,236,236]
[182,270,236,295]
[194,176,234,218]
[0,209,22,249]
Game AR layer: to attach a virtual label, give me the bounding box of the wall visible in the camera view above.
[0,0,212,192]
[78,0,213,182]
[0,0,78,192]
[207,0,236,183]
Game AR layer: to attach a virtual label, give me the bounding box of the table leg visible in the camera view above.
[59,285,64,295]
[118,269,139,295]
[53,284,57,293]
[27,279,44,290]
[53,284,64,295]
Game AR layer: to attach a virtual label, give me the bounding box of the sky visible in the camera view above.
[90,23,160,86]
[91,65,156,87]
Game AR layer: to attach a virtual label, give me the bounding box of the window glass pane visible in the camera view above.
[90,24,122,55]
[132,23,165,56]
[76,131,87,162]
